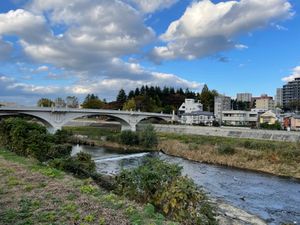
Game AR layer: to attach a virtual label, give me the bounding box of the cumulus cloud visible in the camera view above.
[130,0,178,13]
[282,66,300,82]
[151,0,293,62]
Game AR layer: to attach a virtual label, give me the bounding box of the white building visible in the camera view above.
[237,93,252,102]
[214,95,231,122]
[180,111,214,126]
[222,110,258,126]
[178,99,203,114]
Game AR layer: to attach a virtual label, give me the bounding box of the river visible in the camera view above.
[72,145,300,225]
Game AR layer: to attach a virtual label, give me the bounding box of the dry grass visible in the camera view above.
[159,140,300,179]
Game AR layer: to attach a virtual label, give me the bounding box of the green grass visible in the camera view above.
[64,126,119,139]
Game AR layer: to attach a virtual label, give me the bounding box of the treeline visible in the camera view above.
[37,85,218,113]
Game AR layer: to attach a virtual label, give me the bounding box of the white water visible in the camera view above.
[94,152,149,162]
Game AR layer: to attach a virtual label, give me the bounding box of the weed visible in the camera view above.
[98,217,106,225]
[216,145,236,155]
[84,214,95,222]
[80,184,96,194]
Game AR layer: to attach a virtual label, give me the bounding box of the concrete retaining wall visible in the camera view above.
[147,124,300,142]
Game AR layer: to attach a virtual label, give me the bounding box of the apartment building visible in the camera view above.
[236,93,252,102]
[222,110,258,127]
[214,95,231,122]
[283,77,300,109]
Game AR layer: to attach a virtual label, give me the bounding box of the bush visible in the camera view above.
[139,124,158,148]
[155,176,216,224]
[48,144,72,159]
[115,158,216,224]
[54,129,73,144]
[216,144,235,155]
[0,118,73,162]
[50,152,96,178]
[120,130,139,146]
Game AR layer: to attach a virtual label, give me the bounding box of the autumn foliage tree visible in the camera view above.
[81,94,104,109]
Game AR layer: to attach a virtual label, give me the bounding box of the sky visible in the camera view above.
[0,0,299,105]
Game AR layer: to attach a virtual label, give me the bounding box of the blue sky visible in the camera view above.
[0,0,299,105]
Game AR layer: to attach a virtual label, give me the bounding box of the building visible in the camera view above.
[178,99,203,115]
[259,110,277,125]
[180,111,214,126]
[214,95,231,122]
[254,94,275,110]
[236,93,252,102]
[283,77,300,109]
[222,110,258,127]
[275,88,283,107]
[283,115,300,130]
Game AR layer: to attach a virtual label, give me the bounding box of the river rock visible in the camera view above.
[215,201,267,225]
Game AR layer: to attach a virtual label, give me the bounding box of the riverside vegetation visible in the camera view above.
[65,125,300,178]
[0,118,217,225]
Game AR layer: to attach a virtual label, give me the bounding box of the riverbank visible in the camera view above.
[0,149,175,225]
[158,133,300,179]
[64,126,300,179]
[0,148,268,225]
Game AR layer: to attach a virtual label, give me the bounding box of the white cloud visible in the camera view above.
[35,65,49,72]
[282,66,300,82]
[235,44,248,50]
[0,9,49,42]
[151,0,293,62]
[130,0,178,13]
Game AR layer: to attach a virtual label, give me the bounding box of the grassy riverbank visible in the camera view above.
[0,148,175,225]
[65,126,300,179]
[158,133,300,179]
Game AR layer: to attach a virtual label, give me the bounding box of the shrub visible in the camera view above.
[216,144,235,155]
[154,176,216,224]
[0,118,73,162]
[120,130,139,146]
[54,129,73,144]
[115,158,216,224]
[116,158,181,202]
[50,152,96,178]
[47,144,72,159]
[139,124,158,148]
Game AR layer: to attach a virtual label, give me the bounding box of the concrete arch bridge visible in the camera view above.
[0,107,177,133]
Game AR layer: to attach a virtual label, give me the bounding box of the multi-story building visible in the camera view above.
[214,95,231,122]
[275,88,283,107]
[283,77,300,109]
[179,99,214,125]
[222,110,258,127]
[254,94,275,110]
[236,93,252,102]
[178,99,203,115]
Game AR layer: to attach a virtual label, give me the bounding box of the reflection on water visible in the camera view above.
[72,145,300,225]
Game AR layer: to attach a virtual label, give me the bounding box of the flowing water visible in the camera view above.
[72,145,300,225]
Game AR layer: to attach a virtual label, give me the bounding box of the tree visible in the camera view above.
[199,85,218,112]
[37,98,53,107]
[123,98,136,111]
[66,96,79,108]
[116,89,127,104]
[81,94,104,109]
[54,97,66,108]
